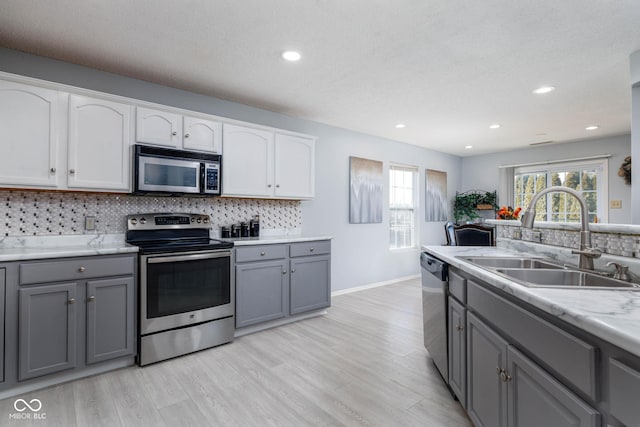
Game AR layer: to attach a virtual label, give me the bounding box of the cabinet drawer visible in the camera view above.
[609,358,640,426]
[290,240,330,258]
[20,255,134,285]
[449,270,466,303]
[467,280,597,400]
[235,244,287,263]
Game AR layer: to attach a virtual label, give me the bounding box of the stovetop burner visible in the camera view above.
[125,213,233,254]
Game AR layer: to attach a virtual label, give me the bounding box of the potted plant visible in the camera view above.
[453,190,497,223]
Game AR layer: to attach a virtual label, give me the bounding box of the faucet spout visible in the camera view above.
[521,186,600,270]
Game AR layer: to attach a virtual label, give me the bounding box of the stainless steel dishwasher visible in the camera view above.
[421,252,449,383]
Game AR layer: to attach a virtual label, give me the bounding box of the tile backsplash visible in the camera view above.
[494,222,640,258]
[0,190,302,236]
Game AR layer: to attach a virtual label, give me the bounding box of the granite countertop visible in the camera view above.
[221,235,333,246]
[0,234,138,262]
[422,244,640,358]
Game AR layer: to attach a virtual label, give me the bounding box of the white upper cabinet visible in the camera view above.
[274,133,315,199]
[68,95,131,191]
[183,116,222,153]
[222,124,274,197]
[135,107,181,148]
[136,106,221,153]
[0,80,60,188]
[222,124,315,199]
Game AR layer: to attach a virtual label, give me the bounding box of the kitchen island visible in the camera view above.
[422,244,640,427]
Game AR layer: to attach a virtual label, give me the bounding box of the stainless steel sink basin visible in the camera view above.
[494,268,640,289]
[463,256,564,270]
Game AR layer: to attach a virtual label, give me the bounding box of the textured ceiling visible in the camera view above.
[1,0,639,156]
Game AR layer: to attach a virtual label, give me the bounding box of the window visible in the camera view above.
[390,164,418,249]
[513,159,608,223]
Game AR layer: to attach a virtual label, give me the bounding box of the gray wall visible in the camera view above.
[460,135,632,224]
[0,47,462,292]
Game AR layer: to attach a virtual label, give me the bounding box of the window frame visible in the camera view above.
[513,158,608,223]
[389,163,419,250]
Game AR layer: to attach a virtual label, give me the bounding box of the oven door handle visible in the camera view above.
[147,251,231,264]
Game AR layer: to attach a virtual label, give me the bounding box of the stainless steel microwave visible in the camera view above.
[133,145,221,196]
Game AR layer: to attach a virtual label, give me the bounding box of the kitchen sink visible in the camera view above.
[463,256,564,270]
[494,268,640,289]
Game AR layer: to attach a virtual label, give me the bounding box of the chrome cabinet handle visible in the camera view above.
[456,324,464,331]
[88,295,95,302]
[309,247,314,252]
[50,167,56,174]
[260,251,266,256]
[500,370,512,382]
[282,270,287,274]
[496,367,502,374]
[69,169,76,174]
[68,298,76,305]
[267,184,272,188]
[78,266,86,272]
[184,133,190,138]
[171,131,177,136]
[276,184,280,188]
[291,269,296,273]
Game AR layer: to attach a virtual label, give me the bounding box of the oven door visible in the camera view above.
[140,249,234,335]
[137,155,202,194]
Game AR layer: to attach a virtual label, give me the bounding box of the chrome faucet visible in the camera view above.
[521,186,601,270]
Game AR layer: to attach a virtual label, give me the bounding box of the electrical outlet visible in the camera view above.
[610,200,622,209]
[85,216,96,231]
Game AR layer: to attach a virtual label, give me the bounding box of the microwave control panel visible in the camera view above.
[204,163,220,193]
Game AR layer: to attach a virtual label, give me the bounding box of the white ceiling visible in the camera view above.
[1,0,639,157]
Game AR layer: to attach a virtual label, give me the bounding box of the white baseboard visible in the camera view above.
[331,274,420,296]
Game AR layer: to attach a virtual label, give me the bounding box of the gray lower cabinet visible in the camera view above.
[448,296,466,408]
[235,240,331,330]
[19,283,77,381]
[16,254,135,382]
[290,255,330,315]
[235,259,288,328]
[86,277,135,364]
[467,311,599,427]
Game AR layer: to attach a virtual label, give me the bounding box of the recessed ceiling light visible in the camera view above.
[395,123,406,129]
[585,125,600,131]
[489,124,501,129]
[465,145,473,149]
[533,86,556,94]
[282,51,301,61]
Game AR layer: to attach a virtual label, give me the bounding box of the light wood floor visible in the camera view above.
[0,278,471,427]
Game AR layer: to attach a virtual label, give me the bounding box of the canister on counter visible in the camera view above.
[231,223,241,238]
[240,222,249,237]
[220,226,230,238]
[250,215,260,237]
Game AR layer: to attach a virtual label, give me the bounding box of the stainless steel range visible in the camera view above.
[126,213,234,366]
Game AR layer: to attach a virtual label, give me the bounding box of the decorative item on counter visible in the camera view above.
[220,226,230,238]
[231,223,241,238]
[496,206,521,220]
[618,156,631,184]
[240,222,249,237]
[250,215,260,237]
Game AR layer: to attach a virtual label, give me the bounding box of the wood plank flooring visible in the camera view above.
[0,278,471,427]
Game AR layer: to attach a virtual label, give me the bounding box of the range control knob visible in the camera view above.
[130,218,138,225]
[203,217,209,224]
[140,217,147,225]
[197,218,202,223]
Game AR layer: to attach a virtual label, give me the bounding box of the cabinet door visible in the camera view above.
[290,255,330,315]
[135,106,181,147]
[183,116,222,153]
[448,296,467,408]
[222,124,274,197]
[507,346,599,427]
[19,283,77,380]
[235,259,287,328]
[0,80,60,187]
[467,312,508,427]
[86,277,135,364]
[274,133,315,198]
[68,95,131,191]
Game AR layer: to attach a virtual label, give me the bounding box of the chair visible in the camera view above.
[453,224,495,246]
[444,221,456,245]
